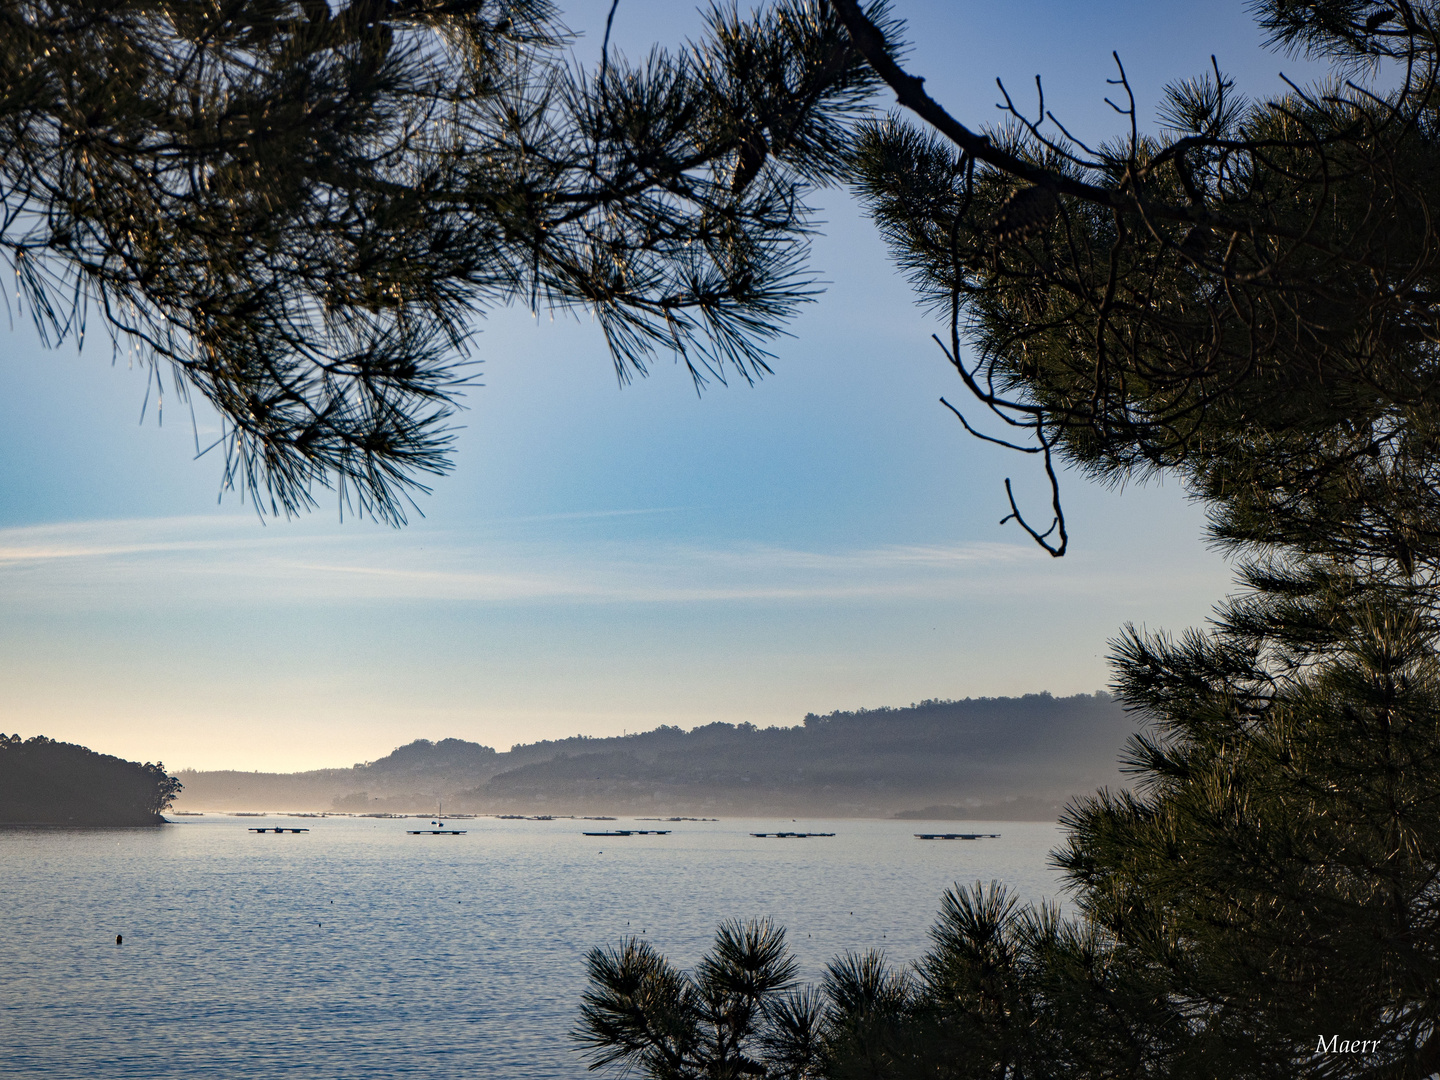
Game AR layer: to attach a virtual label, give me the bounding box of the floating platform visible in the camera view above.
[406,829,467,835]
[249,828,309,833]
[582,829,671,836]
[914,833,1001,840]
[751,832,835,838]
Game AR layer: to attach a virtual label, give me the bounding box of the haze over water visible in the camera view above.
[3,815,1063,1079]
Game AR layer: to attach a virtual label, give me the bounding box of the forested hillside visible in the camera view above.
[178,737,500,811]
[174,693,1129,818]
[0,735,182,826]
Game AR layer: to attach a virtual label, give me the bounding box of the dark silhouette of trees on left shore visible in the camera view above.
[0,734,182,825]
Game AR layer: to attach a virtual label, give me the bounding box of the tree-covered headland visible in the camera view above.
[0,734,183,825]
[575,2,1440,1077]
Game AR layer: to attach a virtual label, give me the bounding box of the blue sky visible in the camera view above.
[0,2,1324,771]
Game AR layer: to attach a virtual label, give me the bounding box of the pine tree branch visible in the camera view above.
[828,0,1385,268]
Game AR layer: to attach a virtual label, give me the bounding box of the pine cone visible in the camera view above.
[731,129,769,196]
[991,185,1059,242]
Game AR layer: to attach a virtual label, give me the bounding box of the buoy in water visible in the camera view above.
[115,934,122,945]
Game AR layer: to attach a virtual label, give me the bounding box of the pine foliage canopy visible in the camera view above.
[576,3,1440,1077]
[0,0,889,519]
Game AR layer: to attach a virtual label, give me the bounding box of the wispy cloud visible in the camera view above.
[0,514,1228,610]
[0,514,1235,771]
[0,517,244,565]
[0,516,1035,606]
[495,506,691,524]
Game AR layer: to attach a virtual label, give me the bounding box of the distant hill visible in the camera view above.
[174,693,1134,818]
[0,734,182,826]
[174,737,499,812]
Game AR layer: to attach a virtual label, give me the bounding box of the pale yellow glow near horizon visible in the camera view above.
[0,511,1226,774]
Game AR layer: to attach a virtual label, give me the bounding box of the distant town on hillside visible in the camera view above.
[173,693,1132,819]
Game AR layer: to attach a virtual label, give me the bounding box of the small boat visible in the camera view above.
[913,833,1001,840]
[750,832,835,838]
[408,800,466,835]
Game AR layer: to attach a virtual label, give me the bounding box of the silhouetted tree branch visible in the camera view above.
[1,0,892,521]
[837,0,1440,570]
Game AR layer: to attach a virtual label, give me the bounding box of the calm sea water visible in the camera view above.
[2,815,1067,1079]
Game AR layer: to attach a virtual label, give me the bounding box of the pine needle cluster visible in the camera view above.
[0,0,890,519]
